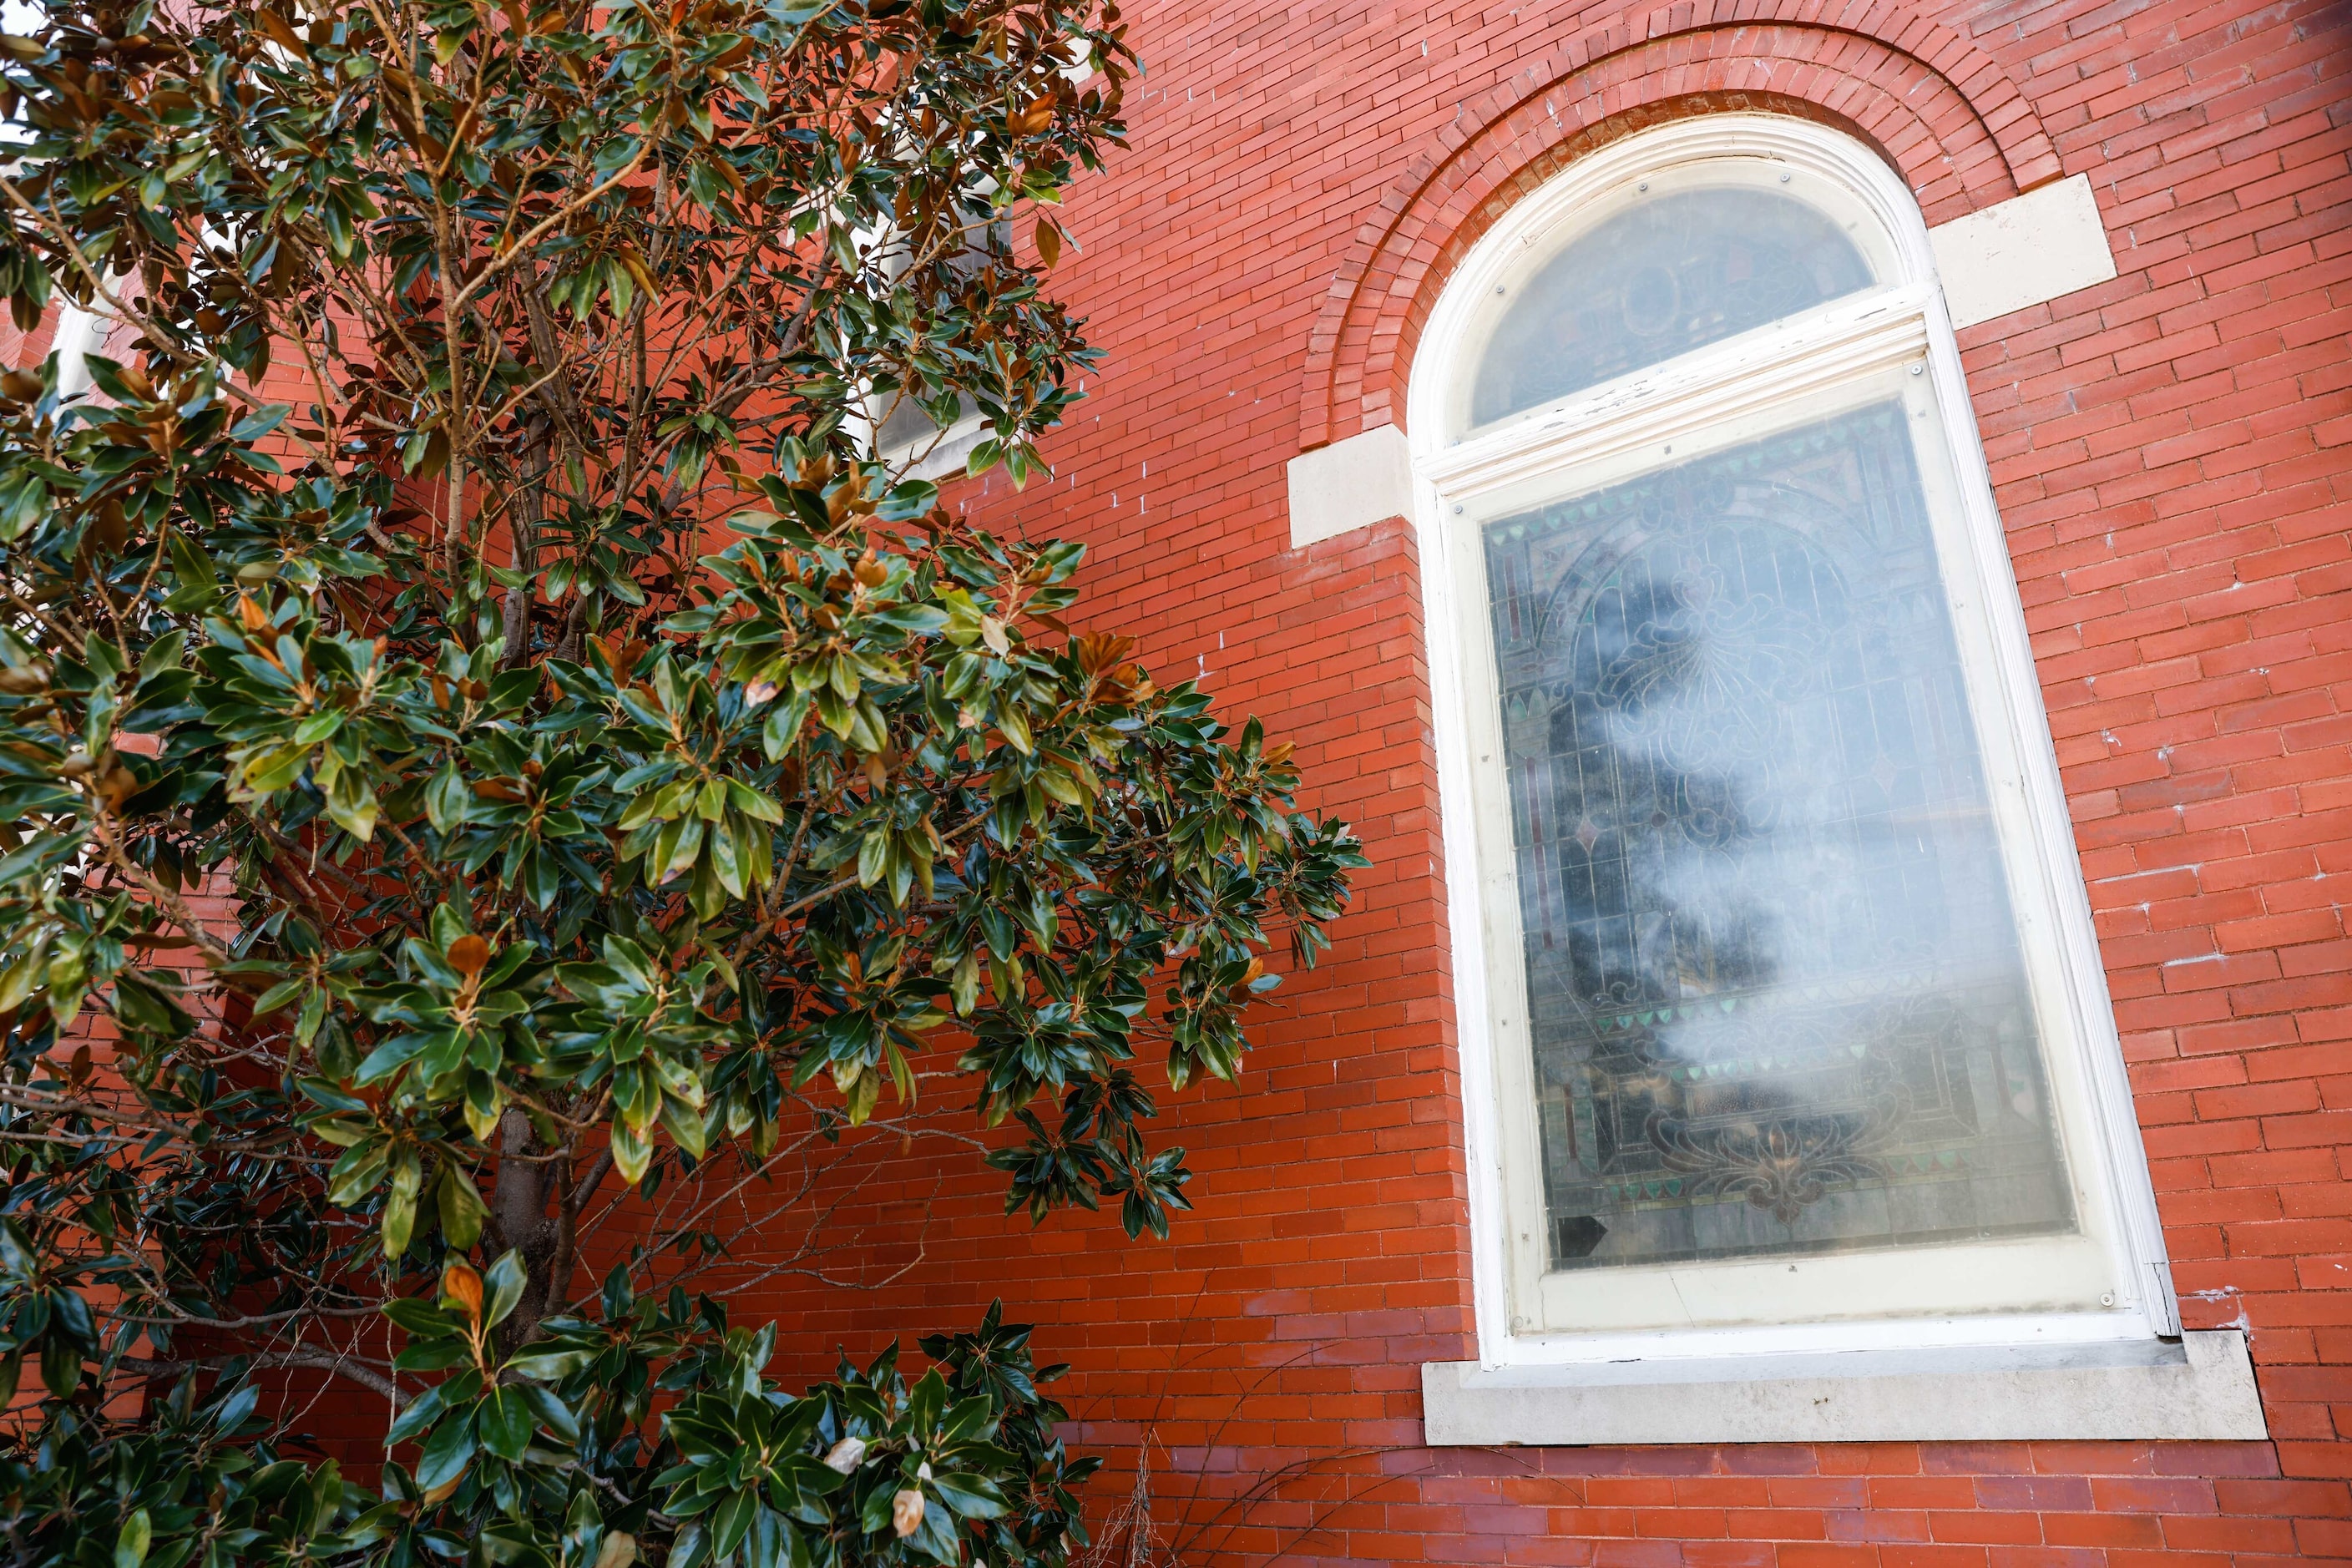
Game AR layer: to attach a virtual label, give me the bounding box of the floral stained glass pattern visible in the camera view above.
[1482,403,2076,1272]
[1471,187,1874,428]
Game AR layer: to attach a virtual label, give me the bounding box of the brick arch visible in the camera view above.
[1298,12,2063,450]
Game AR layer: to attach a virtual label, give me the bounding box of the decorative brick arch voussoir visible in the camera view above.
[1299,11,2061,450]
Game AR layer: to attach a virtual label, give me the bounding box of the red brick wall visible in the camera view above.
[731,0,2352,1560]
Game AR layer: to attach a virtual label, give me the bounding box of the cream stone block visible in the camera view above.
[1930,174,2118,330]
[1423,1330,2267,1445]
[1286,422,1414,549]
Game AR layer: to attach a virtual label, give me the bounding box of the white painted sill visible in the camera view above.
[1422,1331,2267,1445]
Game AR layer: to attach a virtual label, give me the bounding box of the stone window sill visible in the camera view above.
[1421,1330,2266,1445]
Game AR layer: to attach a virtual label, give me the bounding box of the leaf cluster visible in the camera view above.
[0,0,1363,1561]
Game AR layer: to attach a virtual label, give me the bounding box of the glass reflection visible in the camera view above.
[1483,403,2076,1271]
[1471,187,1874,427]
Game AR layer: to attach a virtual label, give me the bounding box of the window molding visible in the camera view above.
[1424,1330,2268,1445]
[1406,115,2190,1393]
[1434,288,1932,498]
[848,199,1005,483]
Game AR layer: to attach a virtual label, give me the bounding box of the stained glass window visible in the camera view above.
[1481,402,2076,1273]
[1470,188,1874,428]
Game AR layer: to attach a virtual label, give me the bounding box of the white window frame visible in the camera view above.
[1408,115,2183,1378]
[871,393,990,483]
[848,208,997,484]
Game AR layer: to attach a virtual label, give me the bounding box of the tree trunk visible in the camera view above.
[492,1107,561,1353]
[502,416,551,668]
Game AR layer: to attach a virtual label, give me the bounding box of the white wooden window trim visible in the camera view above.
[1452,365,2147,1343]
[843,235,991,485]
[845,167,999,485]
[1405,115,2183,1378]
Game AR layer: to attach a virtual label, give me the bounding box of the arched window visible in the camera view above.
[1412,117,2174,1361]
[1469,182,1875,425]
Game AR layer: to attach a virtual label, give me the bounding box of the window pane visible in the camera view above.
[1482,402,2076,1273]
[1471,189,1874,427]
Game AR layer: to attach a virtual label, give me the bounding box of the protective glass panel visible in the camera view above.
[1482,402,2075,1272]
[1471,188,1874,427]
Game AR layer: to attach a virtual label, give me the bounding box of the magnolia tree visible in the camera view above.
[0,0,1363,1563]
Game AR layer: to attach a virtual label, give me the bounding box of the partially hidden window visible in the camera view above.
[1417,119,2175,1354]
[862,215,1006,480]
